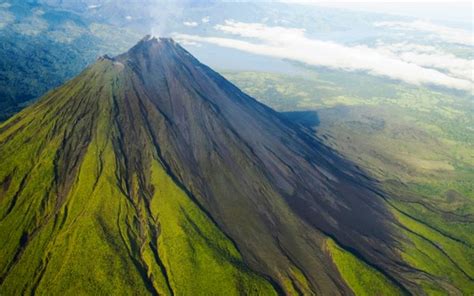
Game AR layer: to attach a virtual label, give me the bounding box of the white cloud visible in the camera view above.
[375,21,473,46]
[174,21,472,91]
[375,42,473,82]
[183,21,199,27]
[202,16,210,24]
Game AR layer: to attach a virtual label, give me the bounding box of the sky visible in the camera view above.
[279,1,473,22]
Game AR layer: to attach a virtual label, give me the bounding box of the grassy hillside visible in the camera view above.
[0,60,277,295]
[326,239,403,296]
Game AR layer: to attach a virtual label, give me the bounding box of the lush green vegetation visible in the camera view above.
[391,206,474,293]
[326,239,402,296]
[224,69,474,294]
[0,1,140,120]
[149,161,276,295]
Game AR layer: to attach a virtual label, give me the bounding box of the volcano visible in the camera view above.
[0,36,416,295]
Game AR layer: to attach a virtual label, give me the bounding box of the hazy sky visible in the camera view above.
[279,1,473,23]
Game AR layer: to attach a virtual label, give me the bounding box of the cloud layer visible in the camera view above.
[374,21,473,46]
[175,21,473,91]
[375,42,473,82]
